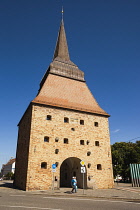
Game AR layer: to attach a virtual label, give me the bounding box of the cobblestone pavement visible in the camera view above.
[0,181,140,201]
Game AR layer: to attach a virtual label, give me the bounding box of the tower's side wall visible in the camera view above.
[14,105,32,190]
[26,104,114,190]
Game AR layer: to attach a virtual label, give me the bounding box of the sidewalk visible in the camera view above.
[30,182,140,201]
[0,181,140,201]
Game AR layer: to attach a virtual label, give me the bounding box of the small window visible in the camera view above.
[88,176,91,181]
[55,137,59,142]
[64,117,69,123]
[71,128,75,131]
[64,138,68,144]
[87,140,90,145]
[88,163,91,168]
[80,120,84,125]
[55,162,59,167]
[94,122,98,127]
[44,136,49,142]
[87,151,91,156]
[41,162,47,169]
[80,140,84,145]
[97,164,102,170]
[55,149,59,154]
[95,141,99,146]
[46,115,52,120]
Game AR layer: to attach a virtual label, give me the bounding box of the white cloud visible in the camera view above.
[112,129,120,133]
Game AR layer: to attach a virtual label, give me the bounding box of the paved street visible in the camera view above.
[0,193,140,210]
[0,181,140,209]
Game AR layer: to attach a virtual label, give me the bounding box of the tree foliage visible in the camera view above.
[111,141,140,181]
[5,172,14,180]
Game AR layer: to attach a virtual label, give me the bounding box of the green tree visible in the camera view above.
[5,172,14,180]
[111,141,140,181]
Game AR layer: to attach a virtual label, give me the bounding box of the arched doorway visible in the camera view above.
[60,157,87,188]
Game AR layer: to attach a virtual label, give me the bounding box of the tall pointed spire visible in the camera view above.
[39,11,85,85]
[53,19,70,61]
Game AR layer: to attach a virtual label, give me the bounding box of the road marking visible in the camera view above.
[0,205,62,210]
[10,195,26,196]
[43,196,140,205]
[118,187,140,193]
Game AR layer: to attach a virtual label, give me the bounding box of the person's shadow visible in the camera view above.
[64,191,72,194]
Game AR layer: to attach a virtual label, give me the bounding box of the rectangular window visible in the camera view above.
[55,149,59,154]
[87,151,91,156]
[80,120,84,125]
[80,140,84,145]
[41,162,47,169]
[46,115,52,120]
[94,122,98,127]
[95,141,99,146]
[64,117,69,123]
[44,136,49,142]
[64,138,68,144]
[55,137,59,142]
[97,164,102,170]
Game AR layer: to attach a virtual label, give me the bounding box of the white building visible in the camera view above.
[1,158,15,176]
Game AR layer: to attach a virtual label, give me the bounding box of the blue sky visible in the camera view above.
[0,0,140,170]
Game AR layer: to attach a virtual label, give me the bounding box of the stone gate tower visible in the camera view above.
[14,18,114,191]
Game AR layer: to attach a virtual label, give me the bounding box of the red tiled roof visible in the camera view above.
[5,158,15,166]
[33,74,109,116]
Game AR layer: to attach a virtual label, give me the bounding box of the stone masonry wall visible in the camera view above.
[14,105,32,190]
[25,103,114,190]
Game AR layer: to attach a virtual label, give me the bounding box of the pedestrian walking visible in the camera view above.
[71,176,77,193]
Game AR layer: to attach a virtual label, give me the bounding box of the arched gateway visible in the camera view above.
[60,157,87,188]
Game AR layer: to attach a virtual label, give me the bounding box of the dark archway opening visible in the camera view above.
[60,157,87,188]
